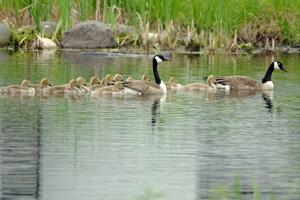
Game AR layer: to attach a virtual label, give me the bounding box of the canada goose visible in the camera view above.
[214,61,287,90]
[126,76,133,81]
[180,75,217,91]
[77,77,90,94]
[123,54,170,95]
[142,74,150,81]
[105,74,113,82]
[44,79,81,96]
[89,77,111,91]
[166,76,183,92]
[88,76,103,91]
[0,80,35,96]
[31,78,52,95]
[91,81,124,96]
[89,76,100,85]
[101,78,110,86]
[113,74,123,82]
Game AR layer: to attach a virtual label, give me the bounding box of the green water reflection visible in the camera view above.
[0,50,299,200]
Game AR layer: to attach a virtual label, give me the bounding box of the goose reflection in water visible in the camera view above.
[211,89,274,112]
[151,99,160,127]
[262,90,274,112]
[0,102,41,200]
[151,95,166,129]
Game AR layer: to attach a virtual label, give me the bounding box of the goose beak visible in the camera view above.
[282,66,288,72]
[164,57,171,61]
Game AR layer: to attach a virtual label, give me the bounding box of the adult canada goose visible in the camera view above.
[91,81,124,96]
[0,80,35,96]
[77,77,90,94]
[123,54,170,95]
[44,79,81,96]
[180,75,217,91]
[31,78,52,95]
[214,61,287,90]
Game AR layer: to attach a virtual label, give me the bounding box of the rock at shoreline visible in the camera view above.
[0,24,11,46]
[33,36,58,50]
[62,21,118,49]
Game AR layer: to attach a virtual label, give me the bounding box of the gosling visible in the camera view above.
[31,78,52,95]
[91,81,124,96]
[0,80,35,96]
[77,77,90,94]
[179,75,217,91]
[44,79,81,96]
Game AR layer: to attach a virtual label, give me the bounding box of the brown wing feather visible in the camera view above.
[124,80,162,95]
[216,76,258,90]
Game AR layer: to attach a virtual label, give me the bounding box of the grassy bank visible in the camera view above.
[1,0,300,52]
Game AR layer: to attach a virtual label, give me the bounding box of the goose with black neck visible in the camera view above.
[214,61,287,90]
[123,54,170,95]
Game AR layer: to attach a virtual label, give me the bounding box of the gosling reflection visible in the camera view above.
[262,90,274,111]
[216,89,257,99]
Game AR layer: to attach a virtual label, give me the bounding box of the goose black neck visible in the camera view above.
[153,59,161,84]
[262,65,274,83]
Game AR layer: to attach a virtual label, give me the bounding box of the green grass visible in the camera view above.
[58,0,72,31]
[1,0,300,49]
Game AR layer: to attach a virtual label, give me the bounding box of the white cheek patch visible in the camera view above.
[155,56,163,63]
[274,61,280,70]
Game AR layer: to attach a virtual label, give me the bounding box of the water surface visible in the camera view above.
[0,50,300,200]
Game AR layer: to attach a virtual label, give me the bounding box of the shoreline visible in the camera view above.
[1,45,299,56]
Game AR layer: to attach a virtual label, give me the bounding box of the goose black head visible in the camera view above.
[272,61,288,72]
[153,54,171,64]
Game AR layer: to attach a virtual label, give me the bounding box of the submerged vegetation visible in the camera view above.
[1,0,300,52]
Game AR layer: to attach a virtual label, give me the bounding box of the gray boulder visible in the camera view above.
[0,24,11,46]
[62,21,118,48]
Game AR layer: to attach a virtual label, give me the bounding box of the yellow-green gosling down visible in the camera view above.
[31,78,52,95]
[179,75,217,91]
[91,81,124,96]
[44,79,81,96]
[77,77,90,94]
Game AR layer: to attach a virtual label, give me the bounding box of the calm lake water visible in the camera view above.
[0,50,299,200]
